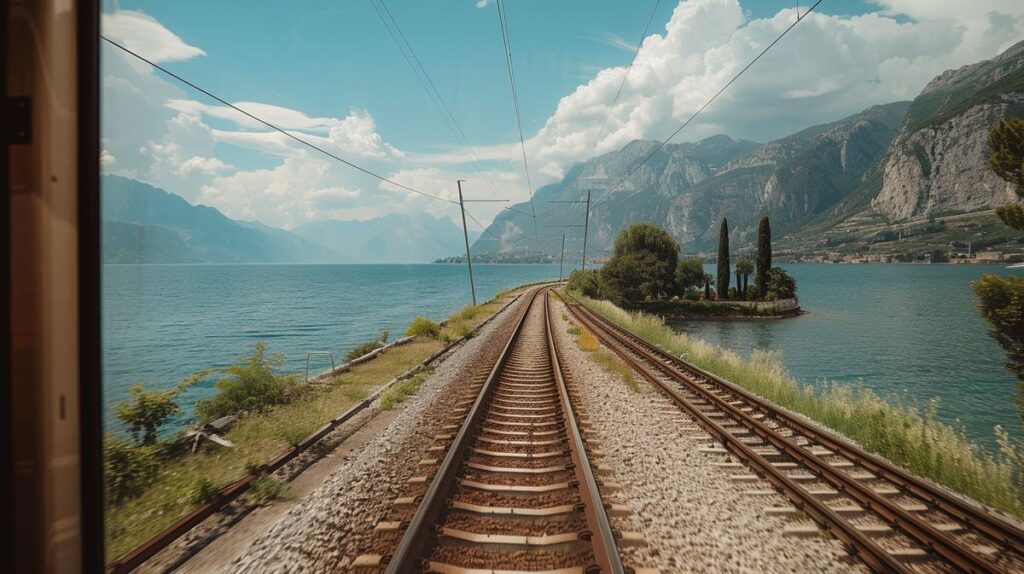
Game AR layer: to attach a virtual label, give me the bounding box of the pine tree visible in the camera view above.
[756,217,772,297]
[717,219,730,300]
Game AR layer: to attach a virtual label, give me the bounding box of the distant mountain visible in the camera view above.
[472,40,1024,260]
[292,213,476,263]
[101,175,344,263]
[472,102,907,254]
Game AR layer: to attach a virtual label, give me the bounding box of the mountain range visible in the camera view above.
[472,40,1024,260]
[100,175,470,264]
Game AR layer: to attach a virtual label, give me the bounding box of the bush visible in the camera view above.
[104,435,160,504]
[675,257,705,293]
[249,476,294,504]
[601,223,679,301]
[345,329,390,362]
[195,342,299,422]
[766,267,797,299]
[190,477,220,504]
[406,316,441,338]
[115,384,181,446]
[745,284,760,300]
[455,305,484,322]
[566,269,601,298]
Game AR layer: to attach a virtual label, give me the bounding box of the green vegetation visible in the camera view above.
[406,316,441,338]
[195,342,300,421]
[735,258,754,300]
[104,289,518,562]
[599,222,679,304]
[566,319,640,392]
[345,329,390,362]
[717,218,730,299]
[675,257,705,294]
[757,216,771,295]
[249,476,295,505]
[115,370,209,445]
[988,118,1024,230]
[972,275,1024,423]
[566,268,601,298]
[576,294,1024,518]
[380,370,432,410]
[766,268,797,300]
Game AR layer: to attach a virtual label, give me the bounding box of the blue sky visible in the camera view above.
[99,0,1024,229]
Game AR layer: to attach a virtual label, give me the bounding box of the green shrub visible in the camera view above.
[249,476,294,504]
[767,267,797,299]
[195,342,299,422]
[104,434,161,505]
[380,371,431,410]
[566,269,601,298]
[115,384,181,446]
[455,305,484,321]
[406,316,441,338]
[345,329,390,362]
[190,477,220,504]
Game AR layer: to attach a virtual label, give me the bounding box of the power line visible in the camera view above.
[564,0,825,228]
[100,35,456,206]
[495,0,538,240]
[369,0,503,197]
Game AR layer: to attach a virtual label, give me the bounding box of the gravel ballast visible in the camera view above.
[551,299,867,573]
[228,293,533,572]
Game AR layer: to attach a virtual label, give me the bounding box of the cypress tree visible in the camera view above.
[756,217,772,296]
[717,218,730,300]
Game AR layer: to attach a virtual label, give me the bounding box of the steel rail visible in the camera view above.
[560,296,912,573]
[563,293,1012,573]
[385,287,541,573]
[573,296,1024,559]
[544,291,625,574]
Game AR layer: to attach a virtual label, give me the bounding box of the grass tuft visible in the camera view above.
[380,370,432,410]
[576,294,1024,518]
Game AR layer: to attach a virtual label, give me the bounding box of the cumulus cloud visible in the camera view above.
[178,156,233,176]
[100,149,118,168]
[102,10,205,62]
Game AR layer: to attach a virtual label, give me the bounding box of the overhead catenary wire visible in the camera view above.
[369,0,504,198]
[563,0,825,228]
[100,35,457,206]
[495,0,539,240]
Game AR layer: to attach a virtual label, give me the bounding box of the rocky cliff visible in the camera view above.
[871,42,1024,221]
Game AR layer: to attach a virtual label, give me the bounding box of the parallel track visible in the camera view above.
[561,292,1024,574]
[374,287,625,573]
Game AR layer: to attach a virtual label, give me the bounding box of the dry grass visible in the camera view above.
[574,292,1024,518]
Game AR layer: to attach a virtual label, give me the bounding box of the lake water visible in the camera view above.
[102,263,1024,450]
[101,263,560,431]
[674,263,1023,449]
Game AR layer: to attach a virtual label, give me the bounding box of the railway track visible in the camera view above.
[354,287,646,573]
[560,291,1024,574]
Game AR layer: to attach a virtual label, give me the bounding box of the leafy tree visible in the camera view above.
[717,219,730,299]
[675,257,705,293]
[113,370,207,445]
[973,274,1024,422]
[600,223,679,302]
[704,273,713,300]
[195,342,298,421]
[736,258,754,300]
[756,217,772,296]
[600,251,670,304]
[566,268,601,297]
[767,267,797,299]
[989,119,1024,229]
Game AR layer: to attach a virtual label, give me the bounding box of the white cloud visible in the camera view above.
[475,0,494,8]
[178,156,234,176]
[101,10,205,63]
[490,0,1024,189]
[100,149,118,168]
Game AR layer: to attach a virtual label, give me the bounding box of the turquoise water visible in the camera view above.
[102,262,1024,450]
[101,263,559,431]
[673,263,1024,449]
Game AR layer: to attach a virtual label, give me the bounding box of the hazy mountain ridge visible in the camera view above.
[101,176,470,264]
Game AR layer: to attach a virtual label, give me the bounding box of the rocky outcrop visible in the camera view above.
[872,99,1021,220]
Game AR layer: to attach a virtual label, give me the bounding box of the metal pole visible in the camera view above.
[582,189,591,271]
[559,233,565,281]
[457,180,477,305]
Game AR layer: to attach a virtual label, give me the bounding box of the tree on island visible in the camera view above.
[766,268,797,300]
[989,118,1024,229]
[736,258,754,300]
[675,257,705,295]
[599,223,679,304]
[704,274,713,300]
[756,217,772,296]
[717,219,730,300]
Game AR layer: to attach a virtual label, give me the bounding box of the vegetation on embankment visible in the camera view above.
[571,292,1024,519]
[103,288,526,562]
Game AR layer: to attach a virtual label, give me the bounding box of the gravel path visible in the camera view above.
[228,293,533,573]
[551,299,867,573]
